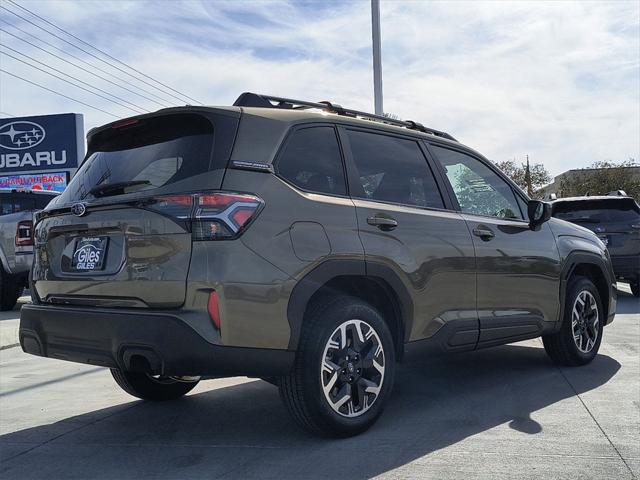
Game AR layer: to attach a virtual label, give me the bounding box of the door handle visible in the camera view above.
[367,215,398,231]
[472,225,495,240]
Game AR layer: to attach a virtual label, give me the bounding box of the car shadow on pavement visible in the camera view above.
[0,344,621,479]
[0,296,29,322]
[616,289,639,314]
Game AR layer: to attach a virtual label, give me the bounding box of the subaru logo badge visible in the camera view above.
[0,121,46,150]
[70,203,86,217]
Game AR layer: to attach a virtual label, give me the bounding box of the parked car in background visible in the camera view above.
[0,189,59,310]
[551,194,640,296]
[19,93,617,437]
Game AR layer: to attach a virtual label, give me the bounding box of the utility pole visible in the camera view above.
[371,0,383,115]
[524,154,533,196]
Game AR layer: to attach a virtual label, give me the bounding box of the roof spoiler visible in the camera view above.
[233,92,457,142]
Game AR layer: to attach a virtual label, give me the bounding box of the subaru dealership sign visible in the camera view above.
[0,113,84,191]
[0,172,68,192]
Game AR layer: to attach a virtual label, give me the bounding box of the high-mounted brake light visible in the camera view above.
[147,192,264,241]
[111,118,140,129]
[15,220,34,247]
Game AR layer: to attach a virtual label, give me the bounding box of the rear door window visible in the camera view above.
[345,130,444,209]
[57,114,214,203]
[276,126,346,196]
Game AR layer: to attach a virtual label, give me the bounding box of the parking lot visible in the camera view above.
[1,289,638,480]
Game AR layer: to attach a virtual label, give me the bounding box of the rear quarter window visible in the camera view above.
[276,126,347,196]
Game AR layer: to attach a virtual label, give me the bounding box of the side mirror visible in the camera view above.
[528,200,552,229]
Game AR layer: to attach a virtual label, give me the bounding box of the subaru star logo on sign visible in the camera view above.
[0,113,84,191]
[0,121,46,150]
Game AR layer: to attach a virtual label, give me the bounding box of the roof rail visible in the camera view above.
[233,92,457,142]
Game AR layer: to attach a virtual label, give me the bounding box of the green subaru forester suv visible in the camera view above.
[19,93,617,437]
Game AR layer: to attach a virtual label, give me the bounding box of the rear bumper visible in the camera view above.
[19,304,294,377]
[0,250,32,276]
[610,255,639,282]
[13,250,33,274]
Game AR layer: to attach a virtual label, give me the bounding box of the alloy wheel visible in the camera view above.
[571,290,599,353]
[320,319,385,418]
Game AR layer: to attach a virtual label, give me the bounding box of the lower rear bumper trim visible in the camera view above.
[19,304,294,377]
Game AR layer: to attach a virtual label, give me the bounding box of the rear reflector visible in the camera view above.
[231,208,254,226]
[147,191,263,241]
[207,290,221,330]
[15,220,33,246]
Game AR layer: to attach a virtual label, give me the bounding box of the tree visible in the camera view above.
[559,159,640,199]
[494,159,552,197]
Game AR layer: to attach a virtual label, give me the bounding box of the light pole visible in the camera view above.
[371,0,383,115]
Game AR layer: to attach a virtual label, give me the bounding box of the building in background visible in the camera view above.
[0,113,84,192]
[539,166,640,199]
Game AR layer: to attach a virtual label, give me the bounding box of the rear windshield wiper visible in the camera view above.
[89,180,151,198]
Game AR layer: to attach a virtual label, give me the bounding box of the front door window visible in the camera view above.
[430,145,523,220]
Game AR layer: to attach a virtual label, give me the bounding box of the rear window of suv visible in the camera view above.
[57,114,214,203]
[553,199,640,223]
[1,192,56,215]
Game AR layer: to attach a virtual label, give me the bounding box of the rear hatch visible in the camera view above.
[32,109,240,308]
[552,198,640,256]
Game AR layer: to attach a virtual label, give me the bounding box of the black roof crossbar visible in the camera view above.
[233,92,457,142]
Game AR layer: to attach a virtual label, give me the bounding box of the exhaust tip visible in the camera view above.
[121,347,162,374]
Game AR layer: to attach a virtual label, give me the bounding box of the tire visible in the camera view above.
[111,369,199,401]
[630,281,639,297]
[543,276,604,366]
[0,265,23,312]
[279,296,396,437]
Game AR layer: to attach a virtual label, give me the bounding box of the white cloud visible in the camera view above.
[1,0,638,176]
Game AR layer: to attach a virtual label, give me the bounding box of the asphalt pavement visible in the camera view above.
[0,289,638,479]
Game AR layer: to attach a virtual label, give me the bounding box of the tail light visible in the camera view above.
[15,220,34,247]
[146,191,264,241]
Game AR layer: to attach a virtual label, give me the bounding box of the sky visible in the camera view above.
[0,0,638,176]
